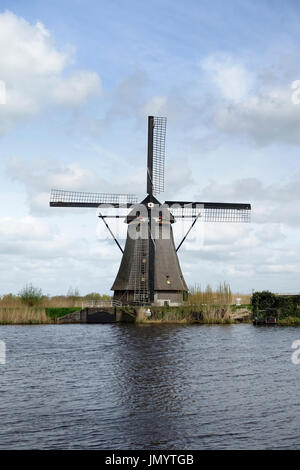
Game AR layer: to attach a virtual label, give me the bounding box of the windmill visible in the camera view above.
[50,116,251,306]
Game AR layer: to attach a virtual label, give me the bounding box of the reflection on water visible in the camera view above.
[0,324,299,449]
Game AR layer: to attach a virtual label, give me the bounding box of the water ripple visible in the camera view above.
[0,324,299,449]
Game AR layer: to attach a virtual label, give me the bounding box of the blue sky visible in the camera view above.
[1,0,300,296]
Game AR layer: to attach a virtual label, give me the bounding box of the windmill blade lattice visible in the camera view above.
[166,201,251,223]
[152,117,167,195]
[50,189,138,208]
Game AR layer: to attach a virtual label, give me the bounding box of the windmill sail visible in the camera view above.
[165,201,251,222]
[147,116,167,195]
[50,189,138,208]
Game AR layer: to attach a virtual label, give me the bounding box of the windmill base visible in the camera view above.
[113,290,187,307]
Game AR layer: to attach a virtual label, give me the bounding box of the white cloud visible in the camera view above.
[214,88,300,145]
[7,157,109,214]
[203,176,300,227]
[165,159,193,193]
[178,219,300,291]
[201,54,253,102]
[8,157,104,190]
[107,70,147,119]
[0,11,69,78]
[179,221,285,257]
[256,264,298,274]
[51,71,102,107]
[6,156,142,216]
[0,212,121,295]
[201,53,300,145]
[141,95,167,116]
[0,11,102,134]
[0,215,51,241]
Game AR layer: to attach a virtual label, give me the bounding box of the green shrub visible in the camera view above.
[19,284,44,307]
[251,291,300,320]
[251,291,276,314]
[277,297,295,318]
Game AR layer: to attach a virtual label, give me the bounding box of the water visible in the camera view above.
[0,323,299,449]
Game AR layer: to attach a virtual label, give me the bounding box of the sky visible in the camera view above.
[1,0,300,296]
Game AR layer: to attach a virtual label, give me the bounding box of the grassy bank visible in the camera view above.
[136,283,252,324]
[0,304,252,325]
[278,316,300,326]
[137,306,233,324]
[136,304,252,324]
[0,283,253,325]
[0,290,97,324]
[45,307,81,320]
[0,307,81,324]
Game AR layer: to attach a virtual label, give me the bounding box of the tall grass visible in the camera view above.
[0,285,250,324]
[146,304,233,324]
[0,293,105,324]
[179,282,233,323]
[144,284,235,324]
[187,282,232,307]
[0,295,82,309]
[0,307,51,324]
[0,295,80,324]
[0,294,111,310]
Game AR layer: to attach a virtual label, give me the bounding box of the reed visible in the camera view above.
[0,293,110,310]
[147,304,234,324]
[141,283,237,323]
[187,282,232,307]
[0,296,82,309]
[0,285,250,325]
[0,307,51,324]
[200,304,232,324]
